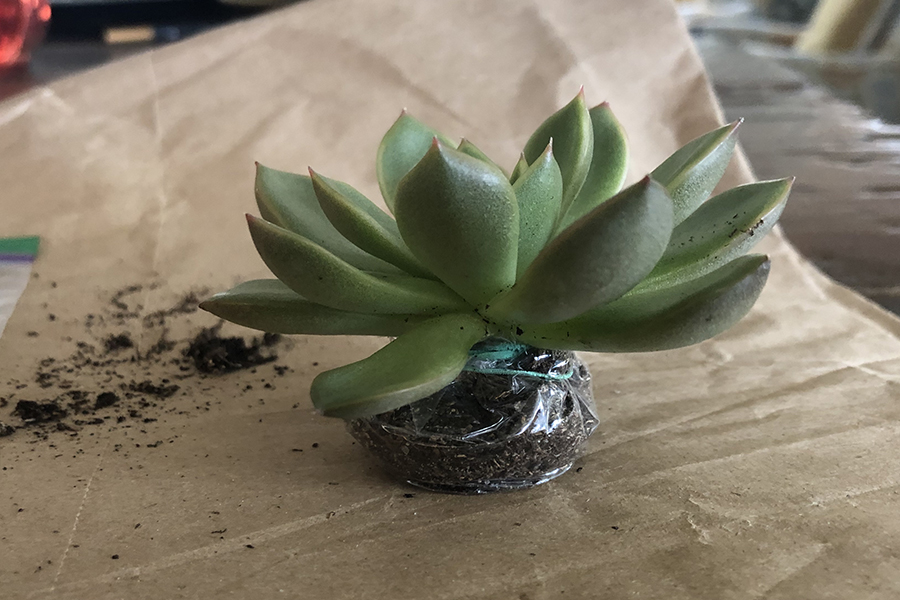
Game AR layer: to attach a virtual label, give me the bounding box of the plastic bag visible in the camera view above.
[347,341,599,494]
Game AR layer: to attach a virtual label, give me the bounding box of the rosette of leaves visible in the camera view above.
[201,91,791,419]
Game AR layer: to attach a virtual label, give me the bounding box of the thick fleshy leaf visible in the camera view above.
[309,170,433,279]
[394,141,519,306]
[199,279,426,336]
[513,142,563,276]
[247,215,467,315]
[557,103,629,230]
[255,164,400,274]
[310,313,488,419]
[376,111,454,212]
[509,153,529,185]
[518,255,769,352]
[640,178,791,290]
[486,177,673,324]
[523,91,593,215]
[651,120,740,225]
[457,138,507,176]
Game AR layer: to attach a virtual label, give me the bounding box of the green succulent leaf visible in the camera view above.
[512,142,563,276]
[394,141,519,307]
[255,164,400,274]
[557,102,629,230]
[640,178,791,290]
[523,91,593,216]
[486,177,674,325]
[651,120,740,225]
[376,111,455,213]
[247,215,467,315]
[457,138,507,176]
[509,153,529,185]
[519,254,769,351]
[309,170,434,279]
[199,279,426,336]
[310,313,488,419]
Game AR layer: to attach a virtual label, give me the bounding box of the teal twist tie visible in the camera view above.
[462,339,575,381]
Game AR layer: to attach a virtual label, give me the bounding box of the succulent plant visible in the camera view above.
[200,91,791,420]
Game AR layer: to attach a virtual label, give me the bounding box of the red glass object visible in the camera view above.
[0,0,50,70]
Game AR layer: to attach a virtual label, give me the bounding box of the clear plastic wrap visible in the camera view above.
[347,341,598,494]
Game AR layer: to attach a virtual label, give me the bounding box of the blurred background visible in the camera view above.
[1,0,898,315]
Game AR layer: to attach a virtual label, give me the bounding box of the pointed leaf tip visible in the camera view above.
[512,142,563,275]
[556,103,630,230]
[457,138,508,176]
[651,121,741,224]
[523,91,594,216]
[394,143,519,306]
[377,112,454,212]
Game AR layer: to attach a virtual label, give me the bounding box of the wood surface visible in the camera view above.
[700,37,900,314]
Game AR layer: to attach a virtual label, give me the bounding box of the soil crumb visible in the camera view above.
[13,400,67,424]
[104,334,134,353]
[185,323,280,374]
[94,392,120,410]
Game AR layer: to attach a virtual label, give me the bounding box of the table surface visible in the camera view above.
[697,37,900,315]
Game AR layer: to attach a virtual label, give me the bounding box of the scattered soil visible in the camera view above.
[1,284,293,441]
[185,323,280,374]
[104,334,134,353]
[347,347,598,494]
[142,291,204,328]
[128,380,180,399]
[94,392,119,410]
[13,400,67,424]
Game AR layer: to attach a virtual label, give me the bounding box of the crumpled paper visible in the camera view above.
[2,0,899,598]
